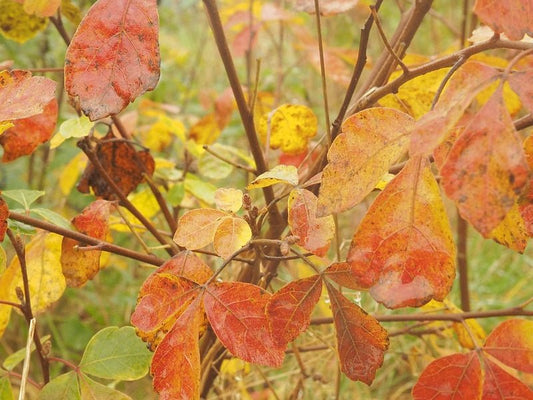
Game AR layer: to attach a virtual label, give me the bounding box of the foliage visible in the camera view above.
[0,0,532,399]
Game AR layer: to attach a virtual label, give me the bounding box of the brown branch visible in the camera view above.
[311,306,533,325]
[6,230,50,383]
[330,0,383,141]
[8,211,165,266]
[351,38,533,114]
[515,113,533,130]
[457,215,470,311]
[202,145,256,173]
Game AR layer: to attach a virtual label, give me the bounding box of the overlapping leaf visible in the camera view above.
[440,87,530,237]
[346,156,456,308]
[474,0,533,40]
[213,216,252,259]
[266,275,322,347]
[483,359,533,400]
[247,165,299,189]
[204,282,285,367]
[288,189,334,256]
[326,283,388,385]
[317,107,414,216]
[173,209,227,250]
[508,69,533,113]
[151,296,203,400]
[77,132,155,199]
[412,352,482,400]
[61,200,112,287]
[64,0,160,120]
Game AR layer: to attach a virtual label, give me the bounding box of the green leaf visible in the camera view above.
[184,173,217,205]
[1,190,44,210]
[79,374,132,400]
[0,376,14,400]
[3,335,50,371]
[6,220,36,235]
[79,326,152,381]
[30,208,73,230]
[39,372,80,400]
[167,182,185,207]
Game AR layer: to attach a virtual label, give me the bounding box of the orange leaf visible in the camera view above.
[77,132,155,199]
[0,69,56,121]
[64,0,160,120]
[326,283,388,385]
[346,156,456,308]
[131,273,199,350]
[412,352,482,400]
[204,282,285,367]
[174,208,227,250]
[410,61,498,157]
[154,251,212,285]
[440,87,529,236]
[151,295,203,400]
[213,216,252,259]
[323,262,361,290]
[61,200,112,287]
[474,0,533,41]
[508,69,533,114]
[317,107,414,216]
[484,319,533,374]
[266,275,322,347]
[0,99,58,162]
[288,189,334,257]
[0,196,7,242]
[483,359,533,400]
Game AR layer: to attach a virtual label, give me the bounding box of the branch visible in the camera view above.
[8,212,165,266]
[311,306,533,325]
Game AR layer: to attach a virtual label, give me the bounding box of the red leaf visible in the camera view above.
[131,274,199,350]
[412,352,482,400]
[483,359,533,400]
[484,319,533,374]
[153,251,212,285]
[323,262,361,290]
[508,69,533,114]
[151,296,203,400]
[77,132,155,199]
[61,200,112,287]
[0,99,58,162]
[440,88,530,236]
[64,0,160,120]
[346,157,456,308]
[0,69,56,121]
[204,282,285,367]
[326,283,388,385]
[0,196,7,242]
[474,0,533,41]
[266,275,322,347]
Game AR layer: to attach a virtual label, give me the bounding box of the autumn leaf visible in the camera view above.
[0,69,56,121]
[61,200,112,287]
[0,196,7,242]
[0,0,47,43]
[77,132,155,200]
[323,262,363,290]
[213,216,252,259]
[288,188,334,257]
[257,104,317,155]
[508,69,533,113]
[247,165,299,189]
[440,87,530,237]
[22,0,61,17]
[345,157,455,308]
[266,275,322,347]
[64,0,160,120]
[482,359,533,400]
[474,0,533,41]
[412,352,482,400]
[317,107,414,216]
[151,296,203,400]
[155,251,213,285]
[0,99,58,162]
[204,282,285,367]
[173,208,227,250]
[483,319,533,374]
[326,283,389,385]
[214,188,243,213]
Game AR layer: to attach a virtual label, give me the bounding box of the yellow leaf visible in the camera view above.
[110,189,160,233]
[0,121,14,135]
[258,104,317,154]
[0,0,47,43]
[60,0,81,26]
[247,165,298,189]
[213,216,252,259]
[488,203,529,253]
[476,80,521,116]
[215,188,243,213]
[220,358,250,376]
[173,208,227,250]
[59,152,87,196]
[143,115,185,151]
[189,113,221,145]
[23,0,60,17]
[2,232,65,314]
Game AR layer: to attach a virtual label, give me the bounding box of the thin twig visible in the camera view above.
[8,212,165,266]
[203,145,256,173]
[19,318,36,400]
[430,56,466,110]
